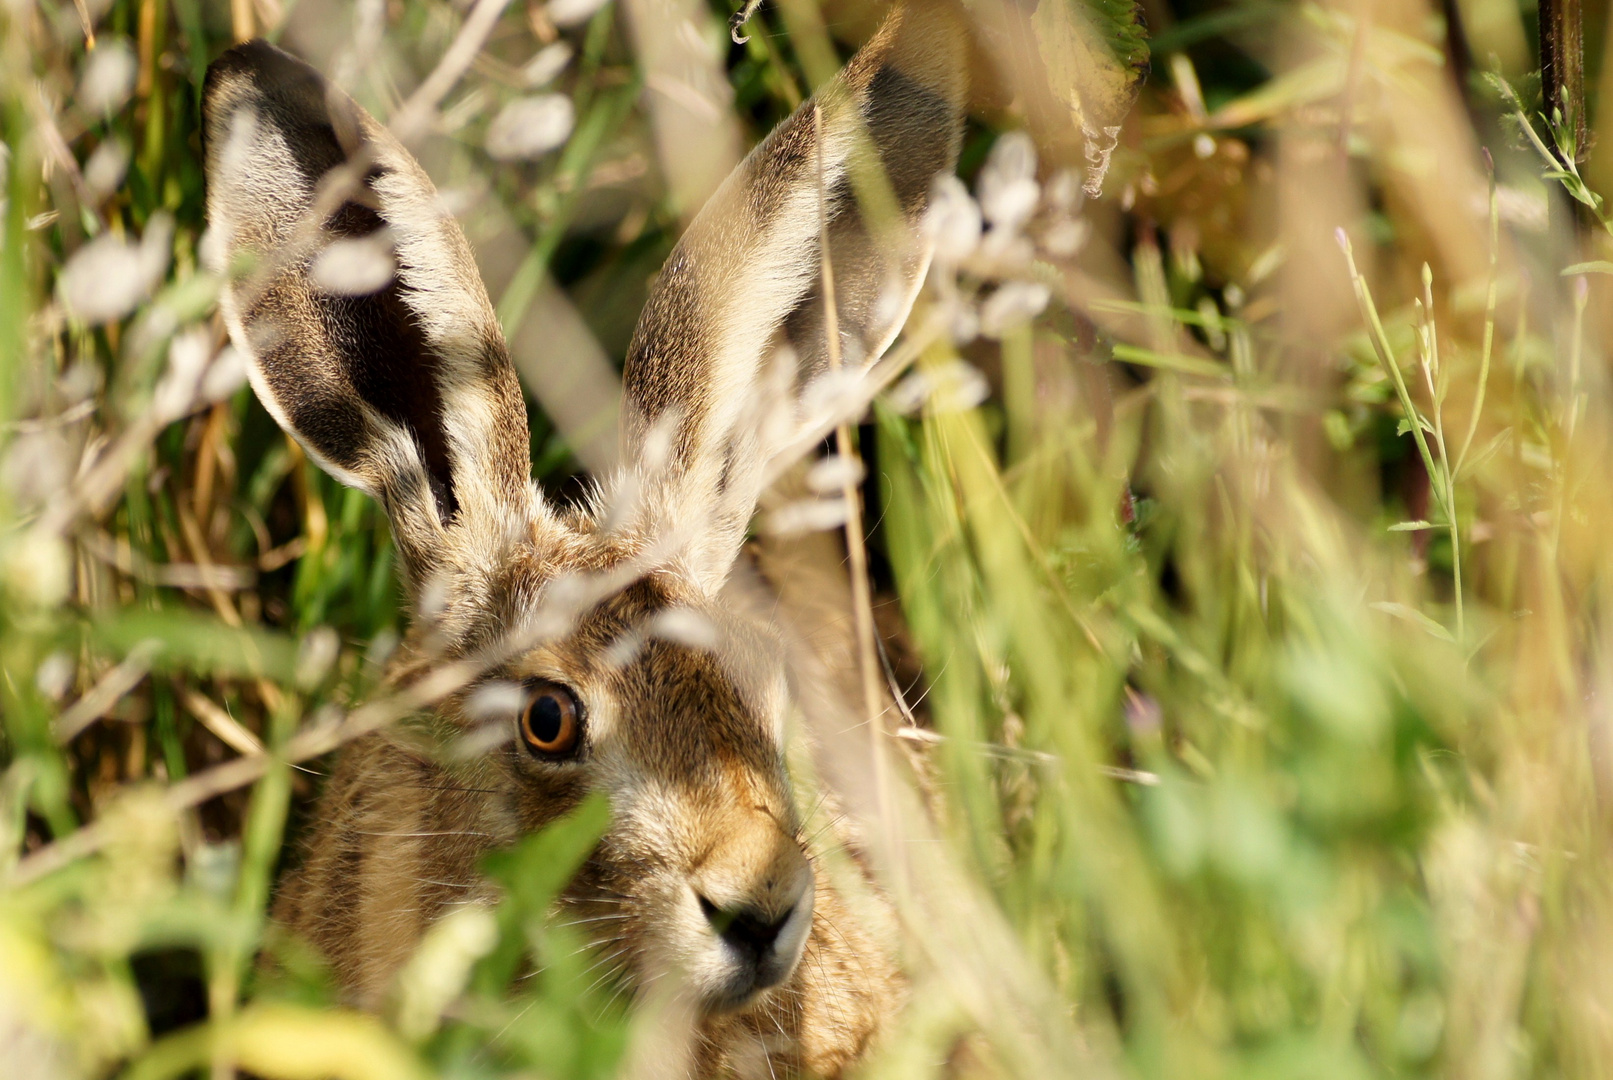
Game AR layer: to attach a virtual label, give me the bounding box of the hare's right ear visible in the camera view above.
[203,42,542,588]
[621,3,968,594]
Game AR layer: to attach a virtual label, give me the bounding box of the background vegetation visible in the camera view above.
[4,0,1613,1077]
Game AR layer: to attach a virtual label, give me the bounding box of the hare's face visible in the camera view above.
[203,0,963,1034]
[494,573,809,1011]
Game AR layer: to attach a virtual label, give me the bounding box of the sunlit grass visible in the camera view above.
[4,1,1613,1078]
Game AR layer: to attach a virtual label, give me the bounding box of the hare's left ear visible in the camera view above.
[621,2,967,593]
[203,41,545,590]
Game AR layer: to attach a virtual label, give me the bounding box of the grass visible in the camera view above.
[4,0,1613,1077]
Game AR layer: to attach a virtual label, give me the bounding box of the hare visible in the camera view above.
[202,3,964,1075]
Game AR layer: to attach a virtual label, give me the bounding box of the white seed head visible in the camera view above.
[485,94,575,161]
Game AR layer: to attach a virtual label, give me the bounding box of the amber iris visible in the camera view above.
[519,680,582,757]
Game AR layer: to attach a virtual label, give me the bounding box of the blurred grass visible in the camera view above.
[6,0,1613,1078]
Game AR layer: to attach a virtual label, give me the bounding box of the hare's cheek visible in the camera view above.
[506,768,593,833]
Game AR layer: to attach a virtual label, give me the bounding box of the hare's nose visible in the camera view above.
[698,892,803,959]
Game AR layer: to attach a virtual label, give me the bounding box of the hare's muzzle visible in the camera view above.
[683,831,815,1012]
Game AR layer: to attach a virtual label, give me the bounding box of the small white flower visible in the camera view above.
[546,0,612,28]
[485,94,575,160]
[310,234,396,295]
[57,212,173,324]
[82,138,130,203]
[79,39,137,115]
[523,42,574,88]
[925,174,981,264]
[979,280,1050,338]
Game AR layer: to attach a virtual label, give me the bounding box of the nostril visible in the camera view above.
[698,893,794,956]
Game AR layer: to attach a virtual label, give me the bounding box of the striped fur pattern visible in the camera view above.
[202,5,964,1076]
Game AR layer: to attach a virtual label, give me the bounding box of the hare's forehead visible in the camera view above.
[510,574,790,739]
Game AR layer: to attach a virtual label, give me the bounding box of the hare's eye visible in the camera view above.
[518,680,583,758]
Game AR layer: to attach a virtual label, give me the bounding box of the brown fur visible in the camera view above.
[203,5,964,1076]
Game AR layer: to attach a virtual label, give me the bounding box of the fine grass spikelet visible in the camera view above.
[546,0,612,28]
[979,281,1051,338]
[77,38,137,116]
[310,234,397,296]
[56,212,173,324]
[34,652,74,701]
[81,138,130,204]
[925,174,983,264]
[295,626,341,690]
[887,359,990,415]
[153,327,213,420]
[522,42,574,88]
[806,454,865,495]
[465,680,527,721]
[201,344,248,403]
[765,497,850,536]
[978,132,1040,234]
[647,606,718,650]
[485,95,575,160]
[1,533,71,610]
[1,430,72,509]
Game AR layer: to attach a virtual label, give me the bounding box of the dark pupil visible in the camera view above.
[529,694,564,744]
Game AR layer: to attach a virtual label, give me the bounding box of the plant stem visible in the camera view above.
[1455,161,1499,476]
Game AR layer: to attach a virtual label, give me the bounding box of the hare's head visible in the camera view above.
[202,5,963,1018]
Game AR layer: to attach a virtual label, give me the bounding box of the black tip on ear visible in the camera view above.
[203,40,368,191]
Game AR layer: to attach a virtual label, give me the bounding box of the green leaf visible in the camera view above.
[88,609,300,681]
[1111,343,1229,377]
[1031,0,1149,196]
[1369,601,1457,643]
[1562,261,1613,276]
[1388,521,1436,532]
